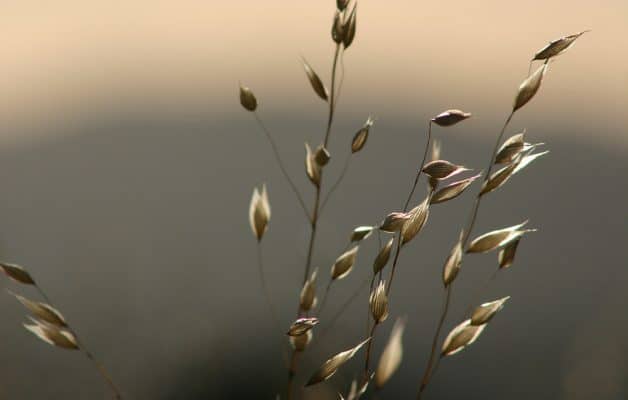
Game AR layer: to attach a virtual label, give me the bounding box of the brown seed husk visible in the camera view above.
[331,11,344,44]
[314,145,331,166]
[239,84,257,111]
[498,239,520,269]
[11,292,67,327]
[401,197,430,245]
[533,30,589,61]
[466,221,532,253]
[441,319,486,357]
[287,317,319,336]
[471,296,510,325]
[442,236,463,287]
[343,4,357,49]
[431,174,481,204]
[495,131,526,164]
[512,150,549,175]
[350,226,374,242]
[379,212,411,233]
[369,281,389,324]
[302,59,329,101]
[300,269,318,311]
[513,64,548,112]
[249,184,271,241]
[374,318,405,389]
[331,246,359,280]
[305,338,370,386]
[0,263,35,285]
[290,330,313,352]
[336,0,349,11]
[431,109,472,127]
[373,237,394,274]
[422,160,469,180]
[24,318,78,350]
[479,162,518,196]
[351,116,374,153]
[305,143,321,187]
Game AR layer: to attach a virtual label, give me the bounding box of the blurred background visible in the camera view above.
[0,0,626,399]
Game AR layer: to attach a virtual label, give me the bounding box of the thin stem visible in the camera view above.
[362,322,377,381]
[253,112,309,218]
[256,242,282,334]
[417,285,452,399]
[286,351,298,400]
[403,121,433,212]
[316,281,333,320]
[323,44,342,148]
[385,234,402,296]
[320,152,351,212]
[416,111,516,399]
[34,285,123,400]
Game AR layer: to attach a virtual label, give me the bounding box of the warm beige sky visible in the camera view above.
[2,1,626,146]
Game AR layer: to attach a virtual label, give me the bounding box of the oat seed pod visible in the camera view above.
[331,11,345,44]
[369,280,389,324]
[471,296,510,325]
[287,317,319,336]
[422,160,469,180]
[514,63,548,112]
[350,226,374,242]
[302,59,329,101]
[431,174,481,205]
[498,239,520,269]
[533,30,589,61]
[375,318,405,389]
[248,184,271,241]
[300,269,318,311]
[315,145,331,166]
[466,221,534,253]
[373,237,394,274]
[441,319,486,357]
[342,4,357,49]
[24,318,78,350]
[512,150,549,175]
[479,162,518,196]
[379,212,411,233]
[0,263,35,285]
[306,338,370,386]
[290,330,313,352]
[442,236,463,287]
[331,246,359,280]
[431,109,471,127]
[305,142,322,187]
[351,116,374,153]
[10,292,67,327]
[239,84,257,111]
[495,131,526,164]
[401,197,430,245]
[336,0,349,11]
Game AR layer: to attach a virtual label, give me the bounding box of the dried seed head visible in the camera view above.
[0,263,35,285]
[498,239,520,269]
[305,143,322,187]
[10,292,67,327]
[401,197,430,245]
[430,174,481,205]
[495,131,526,164]
[422,160,469,180]
[314,145,331,166]
[351,116,375,153]
[331,246,359,280]
[431,109,471,127]
[375,318,405,389]
[369,280,389,324]
[287,317,319,336]
[479,162,518,196]
[336,0,349,11]
[239,84,257,111]
[306,338,370,386]
[533,30,589,61]
[441,319,486,357]
[379,212,411,233]
[512,150,549,175]
[471,296,510,325]
[290,329,313,352]
[249,184,271,241]
[302,58,329,101]
[300,269,318,311]
[467,221,535,253]
[514,63,548,112]
[443,236,463,287]
[350,226,374,242]
[343,4,357,49]
[331,11,345,44]
[373,237,394,274]
[24,318,78,350]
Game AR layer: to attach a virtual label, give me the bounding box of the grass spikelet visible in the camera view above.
[305,338,370,386]
[331,246,359,280]
[374,318,405,389]
[470,296,510,325]
[0,263,35,285]
[441,319,486,357]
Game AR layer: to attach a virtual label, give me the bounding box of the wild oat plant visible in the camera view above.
[241,2,588,400]
[0,2,589,399]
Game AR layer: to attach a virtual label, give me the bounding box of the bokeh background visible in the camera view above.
[0,1,626,399]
